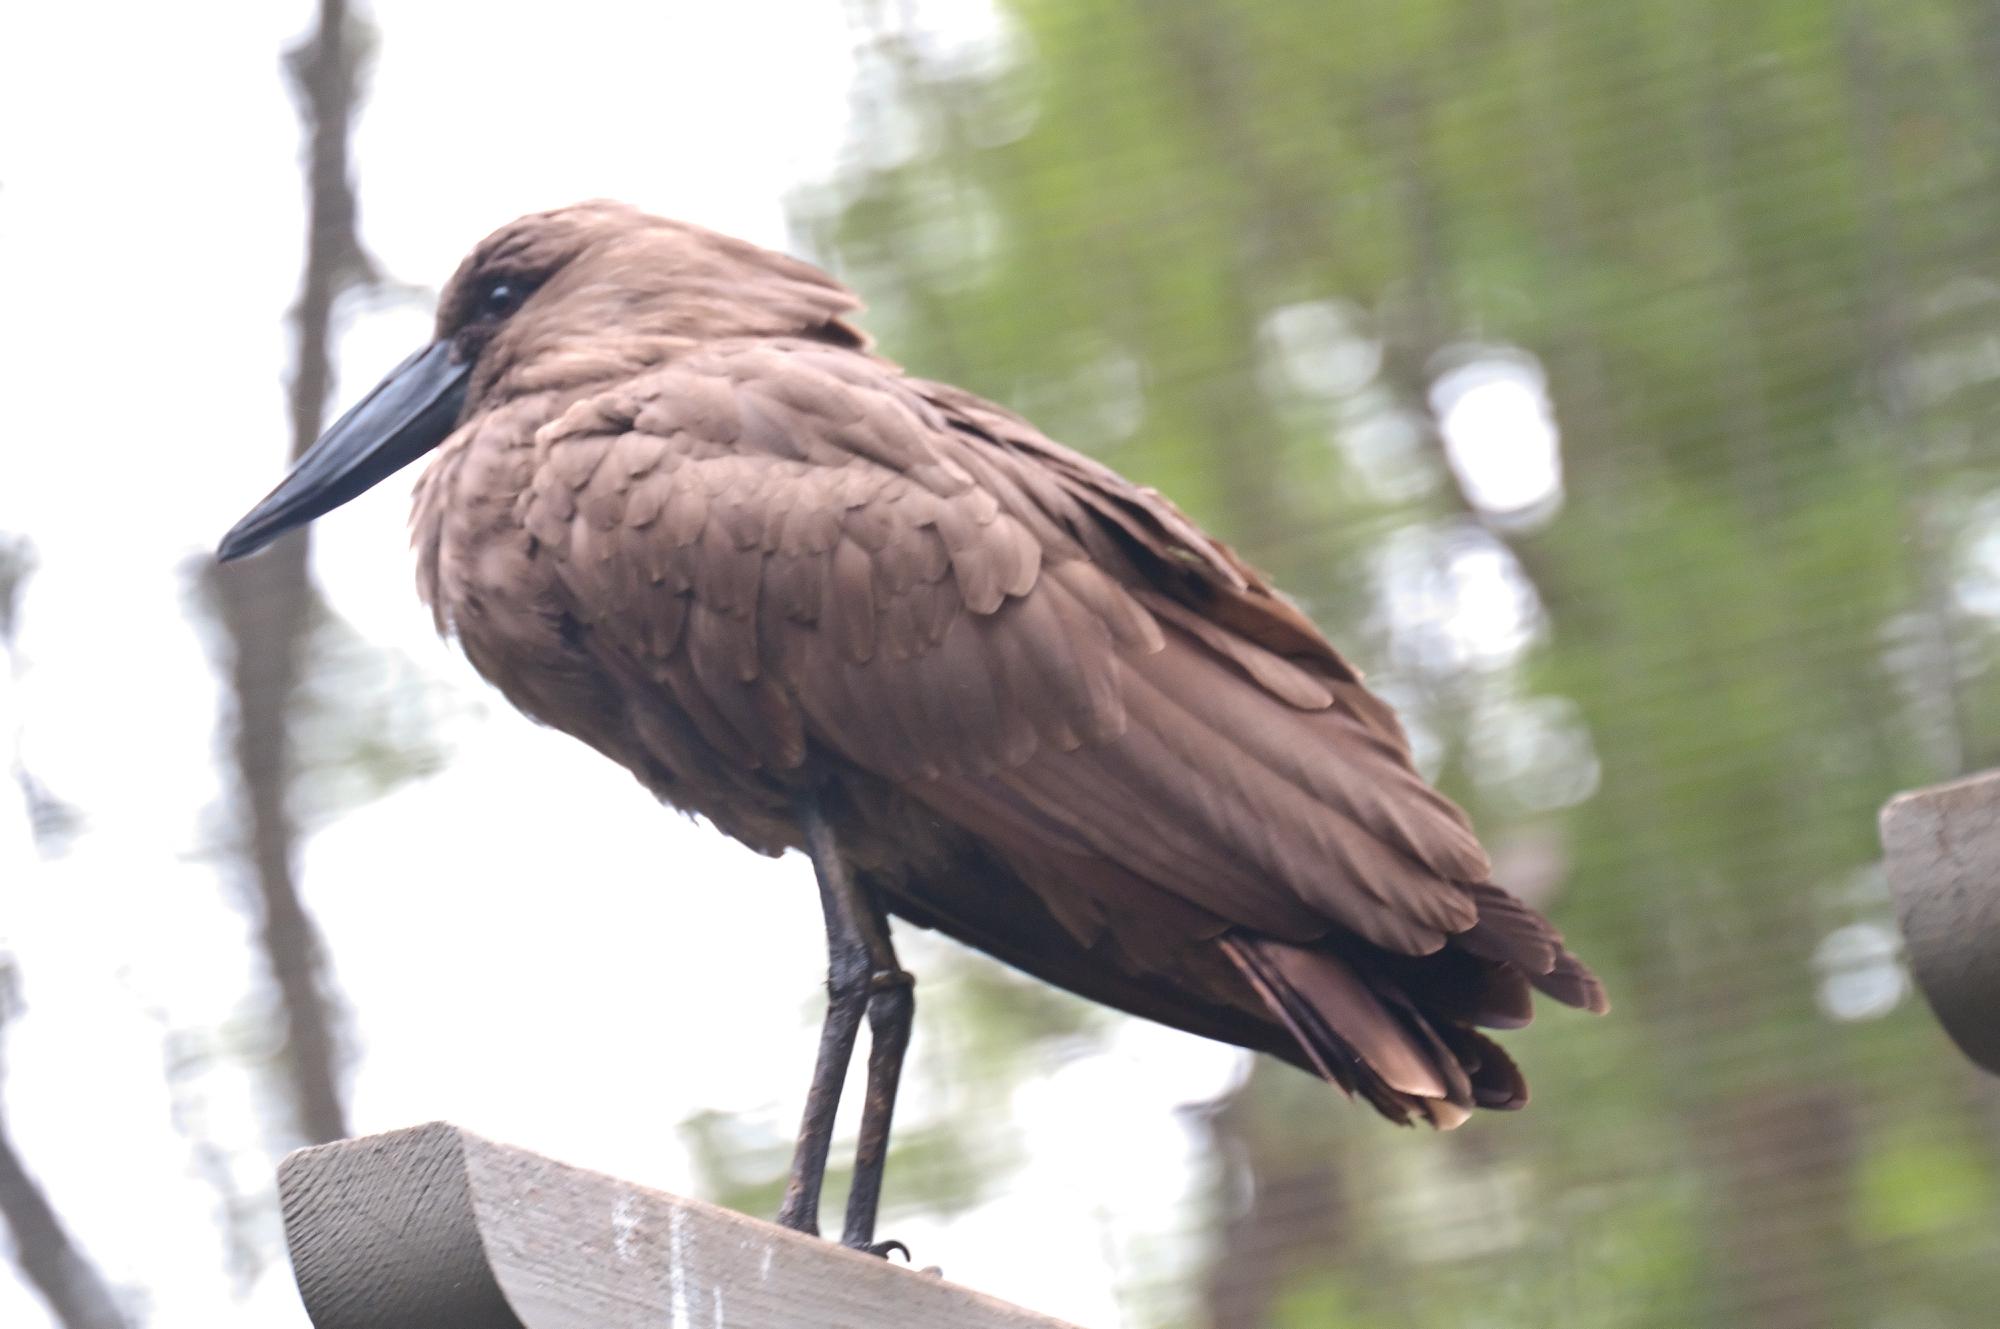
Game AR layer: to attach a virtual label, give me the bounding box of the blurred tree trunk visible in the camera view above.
[208,0,377,1148]
[1202,1063,1352,1329]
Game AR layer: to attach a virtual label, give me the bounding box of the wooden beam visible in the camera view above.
[1880,768,2000,1076]
[278,1122,1086,1329]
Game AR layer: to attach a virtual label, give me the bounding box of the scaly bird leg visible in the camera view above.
[774,801,869,1237]
[842,966,914,1252]
[776,797,915,1254]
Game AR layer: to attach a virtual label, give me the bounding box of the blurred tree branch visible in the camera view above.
[0,968,132,1329]
[1,545,131,1328]
[206,0,378,1148]
[0,1109,132,1329]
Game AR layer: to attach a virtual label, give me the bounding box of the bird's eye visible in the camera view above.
[478,279,525,320]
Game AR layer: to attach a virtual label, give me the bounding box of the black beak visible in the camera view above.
[217,340,469,562]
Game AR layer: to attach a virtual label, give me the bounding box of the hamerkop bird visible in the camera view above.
[220,201,1605,1251]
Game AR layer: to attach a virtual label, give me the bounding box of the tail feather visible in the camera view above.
[1222,934,1473,1128]
[1221,881,1601,1127]
[1532,950,1608,1012]
[1371,947,1535,1030]
[1433,1022,1528,1110]
[1458,881,1610,1015]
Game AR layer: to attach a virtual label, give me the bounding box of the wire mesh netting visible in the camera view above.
[782,1,2000,1326]
[5,2,2000,1328]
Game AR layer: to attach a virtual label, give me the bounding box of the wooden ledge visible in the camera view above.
[278,1122,1083,1329]
[1880,768,2000,1076]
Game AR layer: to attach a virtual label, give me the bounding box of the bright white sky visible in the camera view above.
[0,3,1245,1326]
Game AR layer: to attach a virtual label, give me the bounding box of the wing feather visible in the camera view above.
[519,339,1605,1127]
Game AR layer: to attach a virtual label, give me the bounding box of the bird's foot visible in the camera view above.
[773,1207,818,1238]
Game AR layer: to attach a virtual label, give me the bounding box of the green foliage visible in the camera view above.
[794,0,2000,1322]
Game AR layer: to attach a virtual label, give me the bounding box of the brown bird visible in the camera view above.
[220,201,1605,1251]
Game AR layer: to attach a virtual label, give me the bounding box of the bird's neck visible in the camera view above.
[474,333,699,414]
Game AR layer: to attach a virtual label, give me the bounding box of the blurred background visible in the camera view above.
[5,0,2000,1325]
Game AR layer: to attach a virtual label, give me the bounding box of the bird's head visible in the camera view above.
[217,202,865,562]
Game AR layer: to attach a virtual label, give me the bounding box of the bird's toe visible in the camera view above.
[857,1238,911,1261]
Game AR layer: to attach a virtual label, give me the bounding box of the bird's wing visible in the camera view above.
[519,340,1536,963]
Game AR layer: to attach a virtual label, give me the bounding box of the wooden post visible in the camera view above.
[1880,768,2000,1076]
[278,1122,1086,1329]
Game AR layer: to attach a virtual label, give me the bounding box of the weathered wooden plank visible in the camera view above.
[278,1122,1086,1329]
[1880,768,2000,1076]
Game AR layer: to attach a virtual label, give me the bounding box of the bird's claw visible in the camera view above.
[859,1238,911,1261]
